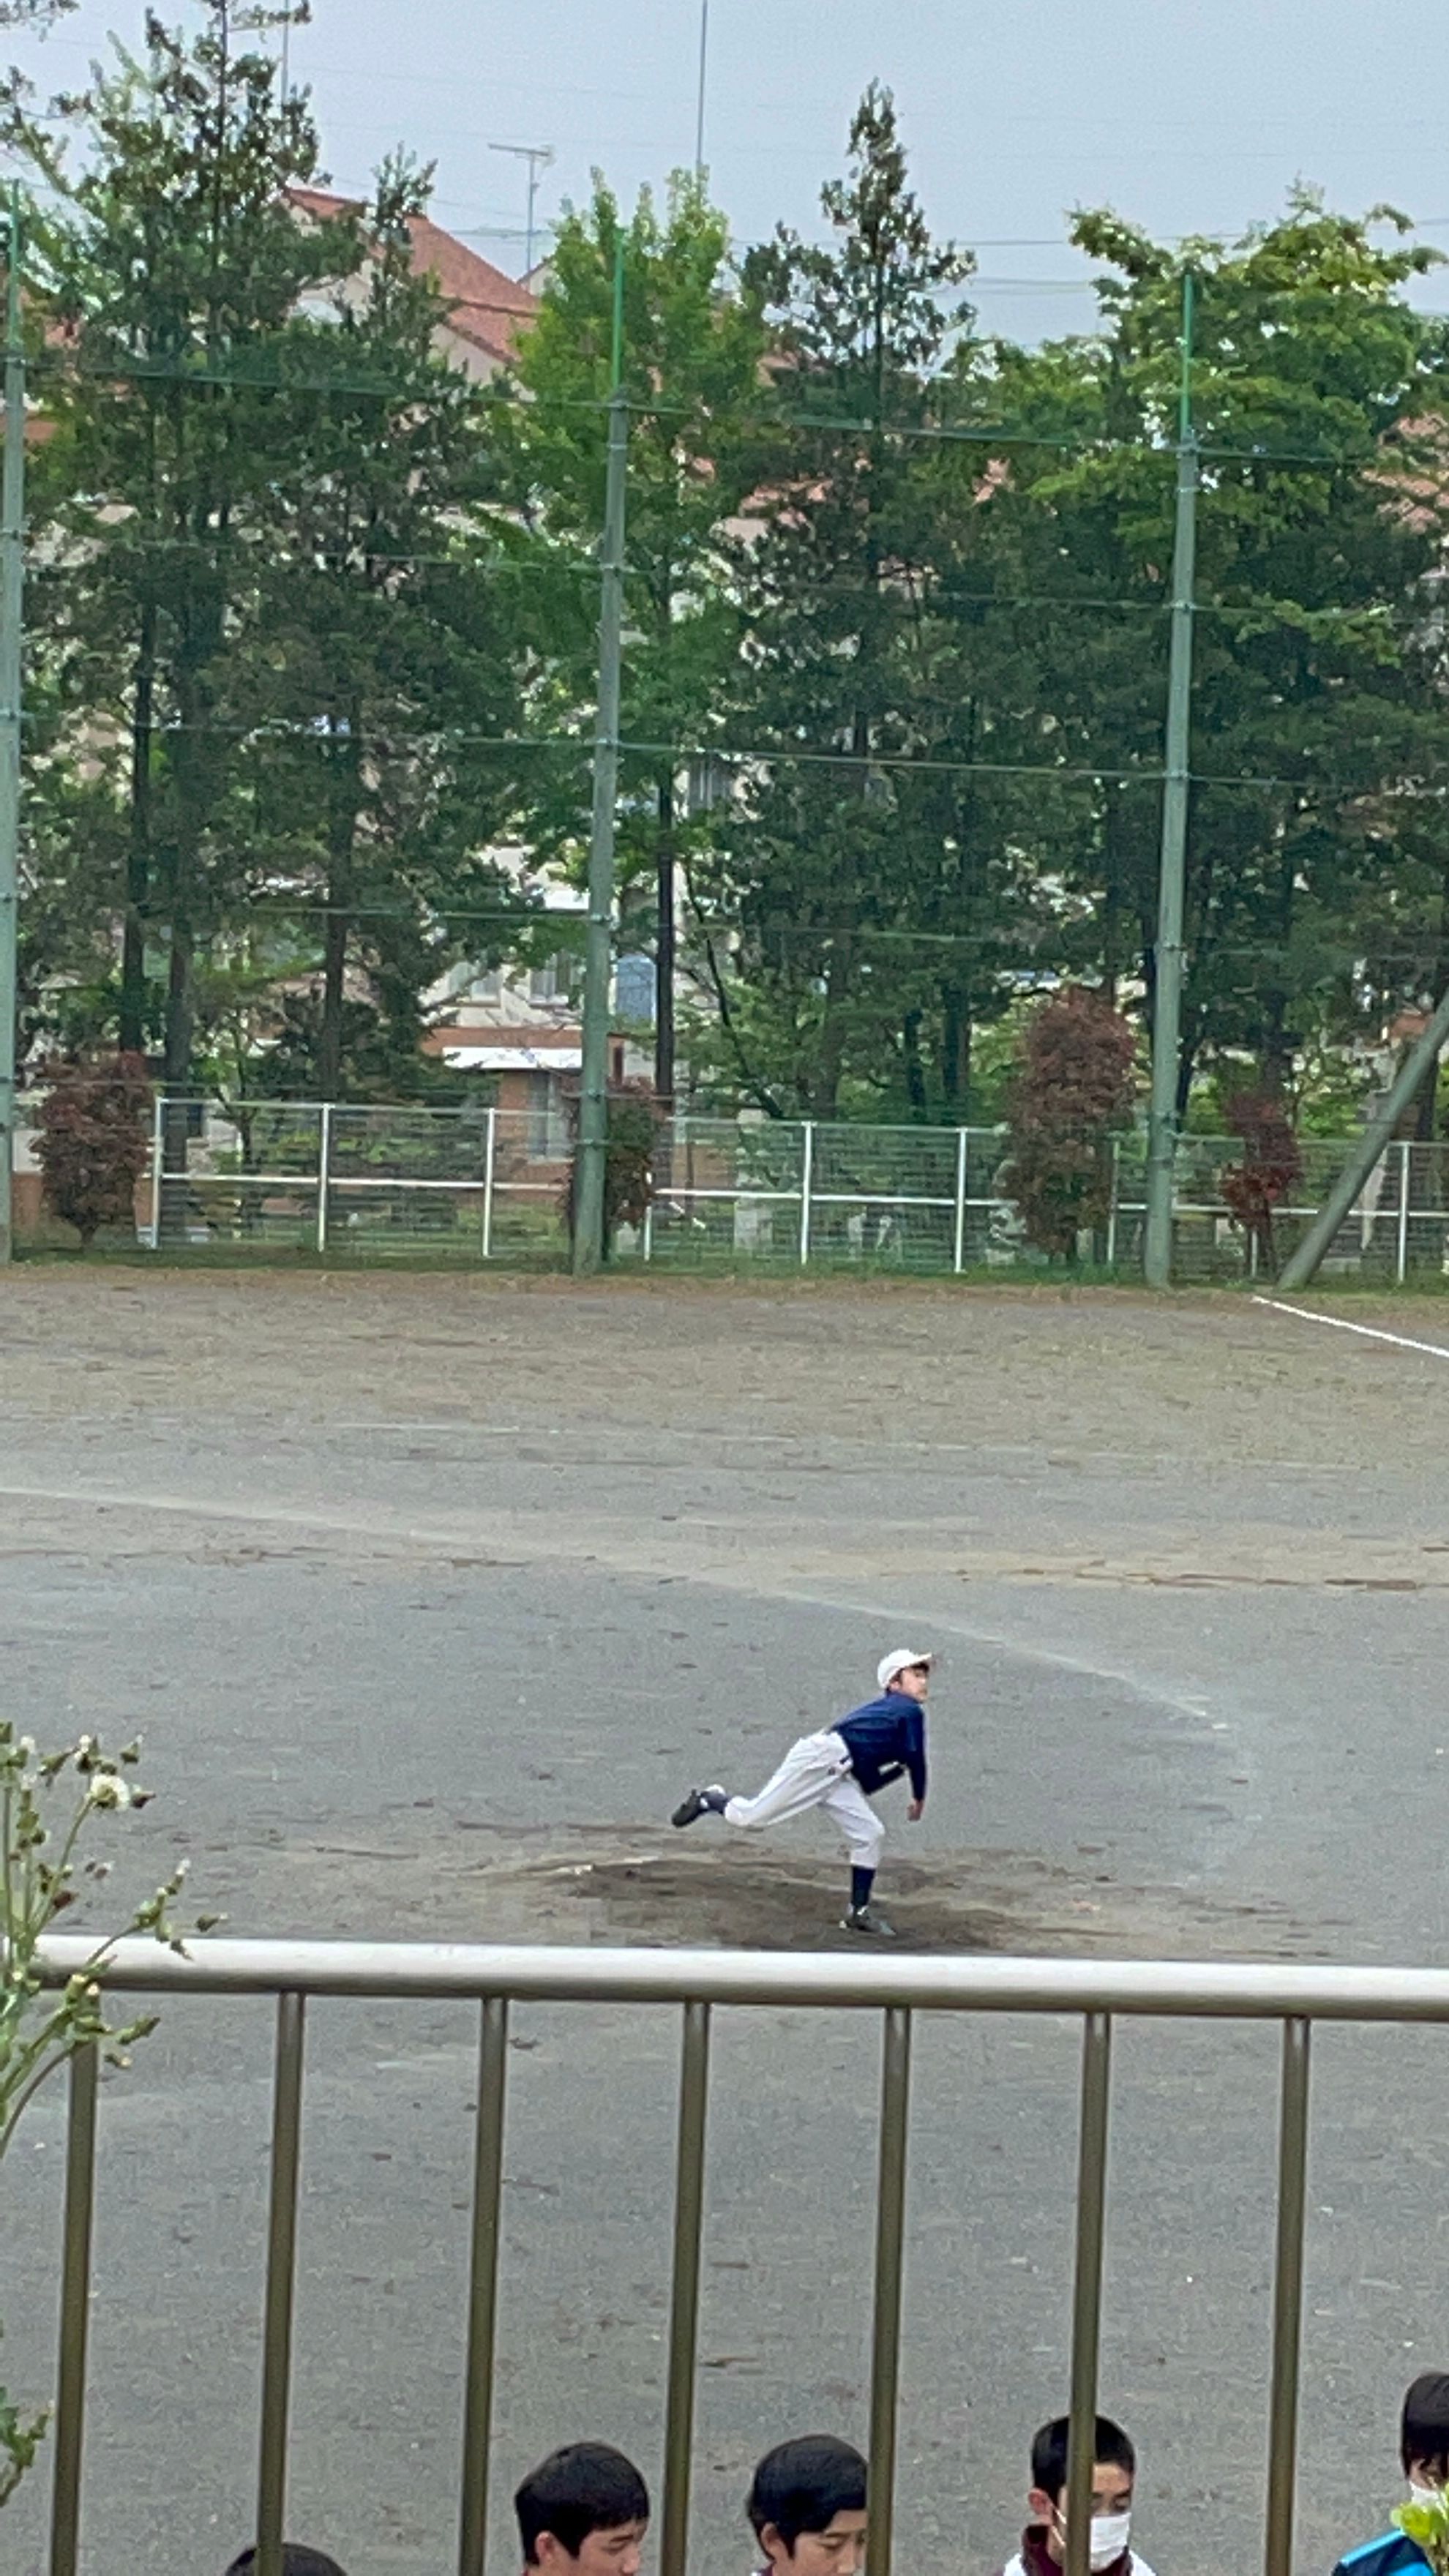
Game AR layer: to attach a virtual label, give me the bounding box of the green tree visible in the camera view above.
[244,154,521,1099]
[26,8,347,1085]
[988,195,1449,1111]
[695,84,1000,1120]
[498,171,766,1104]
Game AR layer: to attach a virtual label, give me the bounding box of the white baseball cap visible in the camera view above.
[877,1648,933,1692]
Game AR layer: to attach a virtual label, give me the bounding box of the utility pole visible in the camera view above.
[1276,986,1449,1289]
[489,142,554,283]
[0,189,24,1270]
[694,0,711,176]
[1143,269,1198,1291]
[574,244,627,1277]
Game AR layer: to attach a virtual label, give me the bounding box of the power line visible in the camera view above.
[26,711,1449,802]
[23,346,1442,468]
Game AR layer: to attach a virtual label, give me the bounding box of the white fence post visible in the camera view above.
[1105,1137,1120,1273]
[953,1128,967,1275]
[481,1105,497,1260]
[315,1102,332,1255]
[798,1122,815,1268]
[1397,1137,1410,1285]
[149,1092,164,1248]
[643,1200,654,1263]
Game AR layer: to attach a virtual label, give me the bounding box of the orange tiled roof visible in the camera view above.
[288,187,536,366]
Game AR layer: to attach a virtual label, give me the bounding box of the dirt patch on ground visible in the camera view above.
[270,1820,1326,1961]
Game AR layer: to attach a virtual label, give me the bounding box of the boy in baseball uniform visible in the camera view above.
[670,1649,931,1938]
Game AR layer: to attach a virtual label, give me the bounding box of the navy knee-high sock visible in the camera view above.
[850,1865,875,1912]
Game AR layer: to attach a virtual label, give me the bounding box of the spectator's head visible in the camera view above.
[515,2443,650,2576]
[746,2435,868,2576]
[1402,2374,1449,2488]
[1028,2416,1136,2571]
[223,2553,348,2576]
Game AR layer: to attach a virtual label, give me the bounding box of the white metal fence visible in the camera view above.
[22,1093,1449,1281]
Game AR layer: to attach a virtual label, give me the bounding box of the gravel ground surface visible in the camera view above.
[4,1270,1449,2576]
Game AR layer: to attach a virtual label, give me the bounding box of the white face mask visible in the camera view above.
[1408,2483,1443,2507]
[1088,2513,1133,2572]
[1053,2509,1132,2572]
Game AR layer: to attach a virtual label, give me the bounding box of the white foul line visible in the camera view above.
[1251,1294,1449,1363]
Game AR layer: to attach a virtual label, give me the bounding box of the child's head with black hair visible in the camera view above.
[223,2552,348,2576]
[747,2436,868,2576]
[1402,2374,1449,2489]
[514,2443,650,2576]
[1027,2415,1137,2572]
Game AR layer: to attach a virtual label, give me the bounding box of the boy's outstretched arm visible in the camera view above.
[905,1707,926,1819]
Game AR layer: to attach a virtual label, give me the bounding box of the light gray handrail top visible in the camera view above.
[29,1934,1449,2019]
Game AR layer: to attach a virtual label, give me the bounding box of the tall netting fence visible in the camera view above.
[32,1096,1442,1281]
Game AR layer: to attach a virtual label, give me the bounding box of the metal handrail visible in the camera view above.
[34,1931,1449,2015]
[28,1935,1446,2576]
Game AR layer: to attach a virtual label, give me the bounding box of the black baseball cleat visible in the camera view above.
[842,1904,896,1939]
[671,1785,726,1828]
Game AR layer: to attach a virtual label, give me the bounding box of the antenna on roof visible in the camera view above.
[694,0,710,179]
[278,1,304,113]
[489,143,555,284]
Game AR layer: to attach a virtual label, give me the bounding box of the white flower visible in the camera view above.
[87,1776,132,1811]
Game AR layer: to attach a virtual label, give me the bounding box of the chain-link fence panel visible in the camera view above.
[809,1123,959,1272]
[649,1116,807,1267]
[151,1099,323,1249]
[93,1098,1449,1283]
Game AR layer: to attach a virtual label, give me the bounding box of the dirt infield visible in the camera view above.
[7,1266,1449,1590]
[9,1260,1449,1456]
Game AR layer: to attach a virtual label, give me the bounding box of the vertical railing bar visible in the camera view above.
[1397,1138,1410,1285]
[481,1105,496,1261]
[1264,2017,1311,2576]
[643,1199,655,1265]
[1063,2012,1112,2576]
[867,2005,913,2576]
[149,1090,164,1247]
[1104,1136,1120,1273]
[48,2042,99,2576]
[660,1999,711,2576]
[315,1101,332,1256]
[798,1120,815,1268]
[953,1128,967,1275]
[458,1994,510,2576]
[255,1991,307,2576]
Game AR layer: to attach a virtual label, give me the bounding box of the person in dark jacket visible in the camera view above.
[670,1650,932,1939]
[1330,2370,1449,2576]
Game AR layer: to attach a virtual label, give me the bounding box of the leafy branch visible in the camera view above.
[0,1719,217,2508]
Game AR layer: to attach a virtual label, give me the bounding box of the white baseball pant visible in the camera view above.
[722,1729,885,1868]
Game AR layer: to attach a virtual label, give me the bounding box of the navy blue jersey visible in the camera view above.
[834,1691,928,1802]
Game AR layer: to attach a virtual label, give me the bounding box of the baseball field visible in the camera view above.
[5,1268,1449,2576]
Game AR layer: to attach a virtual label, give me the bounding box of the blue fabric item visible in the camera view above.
[834,1691,928,1802]
[1332,2533,1431,2576]
[850,1865,875,1912]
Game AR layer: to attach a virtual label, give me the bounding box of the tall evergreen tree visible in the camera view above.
[21,1,345,1120]
[700,85,981,1117]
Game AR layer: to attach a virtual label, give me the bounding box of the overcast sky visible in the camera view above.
[10,0,1449,337]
